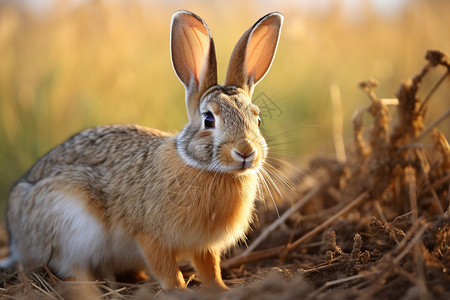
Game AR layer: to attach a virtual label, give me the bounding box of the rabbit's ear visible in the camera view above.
[225,13,283,97]
[171,11,217,112]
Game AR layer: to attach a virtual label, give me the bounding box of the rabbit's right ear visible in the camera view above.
[225,13,283,97]
[171,11,217,118]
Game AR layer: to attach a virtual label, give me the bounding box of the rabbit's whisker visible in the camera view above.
[263,160,295,191]
[257,168,280,217]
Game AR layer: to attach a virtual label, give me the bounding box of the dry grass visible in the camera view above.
[0,0,450,299]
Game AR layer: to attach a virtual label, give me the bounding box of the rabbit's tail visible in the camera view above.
[0,255,16,270]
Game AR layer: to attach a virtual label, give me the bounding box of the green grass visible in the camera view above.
[0,0,449,215]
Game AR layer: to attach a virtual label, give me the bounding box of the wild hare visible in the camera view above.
[0,10,283,289]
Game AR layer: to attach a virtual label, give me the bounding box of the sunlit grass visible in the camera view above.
[0,0,449,214]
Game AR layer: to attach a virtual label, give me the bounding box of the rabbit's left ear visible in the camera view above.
[171,11,217,119]
[225,13,283,97]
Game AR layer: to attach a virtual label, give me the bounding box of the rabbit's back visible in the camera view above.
[21,125,171,184]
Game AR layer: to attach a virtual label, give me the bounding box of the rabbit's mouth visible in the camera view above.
[235,163,260,175]
[212,157,262,175]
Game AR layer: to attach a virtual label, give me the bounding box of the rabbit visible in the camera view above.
[0,10,283,289]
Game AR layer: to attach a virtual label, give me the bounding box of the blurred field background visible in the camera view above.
[0,0,449,216]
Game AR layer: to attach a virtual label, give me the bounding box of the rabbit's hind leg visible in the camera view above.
[7,179,109,279]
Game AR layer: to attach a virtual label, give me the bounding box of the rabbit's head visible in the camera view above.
[171,11,282,174]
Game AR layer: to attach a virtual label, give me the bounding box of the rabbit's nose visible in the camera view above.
[232,149,256,161]
[231,139,257,163]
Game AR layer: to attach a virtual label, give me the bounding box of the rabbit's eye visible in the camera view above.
[257,116,261,127]
[203,112,215,129]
